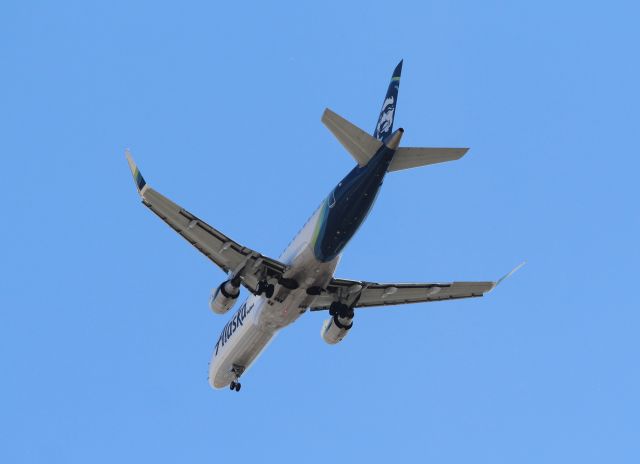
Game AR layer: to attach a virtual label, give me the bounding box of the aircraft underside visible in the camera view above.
[209,252,340,390]
[126,60,521,392]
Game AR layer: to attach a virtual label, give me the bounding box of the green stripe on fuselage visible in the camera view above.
[311,199,329,249]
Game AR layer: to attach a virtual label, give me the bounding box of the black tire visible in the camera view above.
[236,383,241,392]
[257,281,269,296]
[229,382,236,390]
[266,284,275,299]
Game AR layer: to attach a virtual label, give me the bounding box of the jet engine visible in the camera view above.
[321,313,353,345]
[209,280,240,314]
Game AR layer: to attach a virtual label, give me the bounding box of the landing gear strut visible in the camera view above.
[255,280,275,299]
[329,301,354,319]
[229,364,245,393]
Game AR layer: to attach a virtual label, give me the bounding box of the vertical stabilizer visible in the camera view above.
[373,60,402,140]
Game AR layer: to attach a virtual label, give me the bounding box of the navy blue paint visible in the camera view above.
[313,60,403,262]
[135,171,146,191]
[373,60,402,140]
[313,144,396,262]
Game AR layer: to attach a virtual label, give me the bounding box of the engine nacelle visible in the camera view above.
[321,314,353,345]
[209,280,240,314]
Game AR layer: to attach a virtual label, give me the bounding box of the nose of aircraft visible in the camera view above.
[384,128,404,150]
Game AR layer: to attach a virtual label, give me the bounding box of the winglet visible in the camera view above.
[125,149,147,193]
[489,261,526,292]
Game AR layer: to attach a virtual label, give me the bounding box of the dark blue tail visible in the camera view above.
[373,60,402,141]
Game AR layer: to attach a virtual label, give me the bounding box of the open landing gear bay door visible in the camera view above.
[125,151,288,292]
[309,263,525,310]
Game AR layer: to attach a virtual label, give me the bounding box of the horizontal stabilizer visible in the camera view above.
[322,108,382,166]
[387,147,469,172]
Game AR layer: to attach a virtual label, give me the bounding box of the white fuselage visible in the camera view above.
[208,129,401,389]
[208,203,340,389]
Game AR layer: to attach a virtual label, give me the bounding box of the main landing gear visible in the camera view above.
[329,301,354,319]
[255,280,275,299]
[229,364,245,393]
[254,277,299,299]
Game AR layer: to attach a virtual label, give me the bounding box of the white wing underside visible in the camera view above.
[310,279,496,310]
[309,265,523,310]
[126,152,522,310]
[126,152,288,292]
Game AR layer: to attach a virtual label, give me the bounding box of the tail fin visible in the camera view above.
[373,60,402,140]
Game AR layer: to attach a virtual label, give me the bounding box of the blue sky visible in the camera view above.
[1,1,639,462]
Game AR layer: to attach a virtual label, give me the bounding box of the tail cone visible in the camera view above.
[384,128,404,150]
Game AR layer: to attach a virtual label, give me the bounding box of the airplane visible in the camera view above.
[126,60,522,392]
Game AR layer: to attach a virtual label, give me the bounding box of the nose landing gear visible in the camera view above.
[229,364,245,393]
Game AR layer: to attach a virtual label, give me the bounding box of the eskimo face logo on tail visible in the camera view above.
[376,96,395,138]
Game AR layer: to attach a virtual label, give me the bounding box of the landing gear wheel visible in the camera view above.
[265,284,275,299]
[229,364,245,392]
[329,302,352,318]
[256,280,275,299]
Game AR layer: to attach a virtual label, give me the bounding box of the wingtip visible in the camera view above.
[458,148,470,158]
[490,261,526,292]
[321,107,332,122]
[125,149,146,193]
[125,147,134,168]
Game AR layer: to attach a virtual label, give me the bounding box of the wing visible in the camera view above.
[309,263,525,310]
[125,151,288,291]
